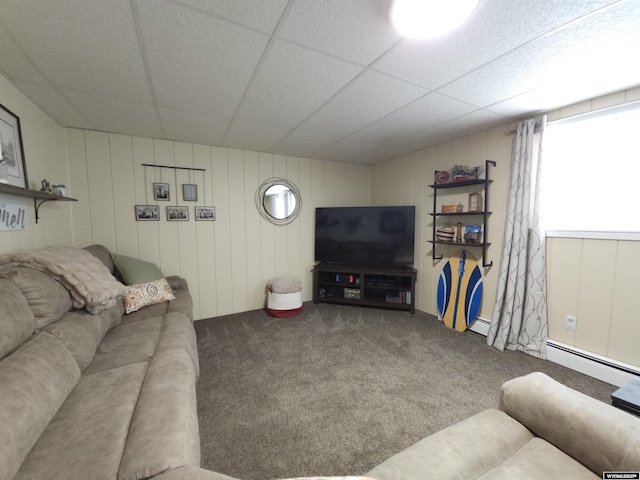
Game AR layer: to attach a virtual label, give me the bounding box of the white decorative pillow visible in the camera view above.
[122,278,175,314]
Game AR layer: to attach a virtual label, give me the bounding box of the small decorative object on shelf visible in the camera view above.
[436,223,455,241]
[456,223,463,242]
[441,203,462,214]
[434,170,450,184]
[464,225,482,243]
[468,191,482,212]
[52,184,66,197]
[450,164,483,182]
[40,179,52,193]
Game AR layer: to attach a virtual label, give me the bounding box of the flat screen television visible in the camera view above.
[315,206,416,267]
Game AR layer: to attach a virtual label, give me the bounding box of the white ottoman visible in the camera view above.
[266,276,303,317]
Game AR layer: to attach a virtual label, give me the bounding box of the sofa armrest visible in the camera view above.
[499,372,640,475]
[152,467,239,480]
[166,275,189,291]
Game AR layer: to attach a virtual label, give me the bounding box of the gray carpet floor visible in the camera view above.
[194,302,616,480]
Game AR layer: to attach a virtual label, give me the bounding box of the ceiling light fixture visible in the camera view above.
[390,0,480,40]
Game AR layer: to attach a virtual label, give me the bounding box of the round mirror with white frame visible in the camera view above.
[255,178,302,225]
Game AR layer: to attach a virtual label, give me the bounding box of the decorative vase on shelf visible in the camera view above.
[52,185,66,196]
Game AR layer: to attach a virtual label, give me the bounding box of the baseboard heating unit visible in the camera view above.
[547,341,639,387]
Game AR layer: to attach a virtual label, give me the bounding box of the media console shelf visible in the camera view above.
[312,263,417,314]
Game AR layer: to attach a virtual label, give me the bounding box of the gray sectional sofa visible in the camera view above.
[1,243,639,480]
[0,244,230,480]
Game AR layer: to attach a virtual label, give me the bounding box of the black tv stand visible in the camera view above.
[312,263,417,314]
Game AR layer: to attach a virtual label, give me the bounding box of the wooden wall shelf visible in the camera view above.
[0,183,77,223]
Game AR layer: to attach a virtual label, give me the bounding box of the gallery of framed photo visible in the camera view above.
[195,206,215,221]
[167,206,189,221]
[182,183,197,202]
[0,103,28,188]
[135,205,160,221]
[153,182,169,201]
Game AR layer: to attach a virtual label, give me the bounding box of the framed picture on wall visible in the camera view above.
[166,206,188,221]
[195,206,215,221]
[0,103,28,188]
[135,205,160,221]
[468,192,483,212]
[153,182,170,201]
[182,183,197,202]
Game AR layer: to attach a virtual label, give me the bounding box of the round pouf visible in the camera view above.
[266,276,303,317]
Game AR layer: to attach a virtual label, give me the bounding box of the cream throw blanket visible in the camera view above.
[0,246,126,314]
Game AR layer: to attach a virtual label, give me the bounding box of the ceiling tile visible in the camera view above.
[172,0,289,33]
[349,92,478,144]
[137,0,269,117]
[300,70,429,137]
[278,0,402,65]
[347,145,416,165]
[0,25,48,85]
[13,82,91,129]
[314,138,378,163]
[392,109,511,150]
[439,1,640,108]
[0,0,152,102]
[157,106,229,146]
[374,0,622,89]
[63,89,163,139]
[271,130,341,158]
[222,120,291,153]
[235,40,362,128]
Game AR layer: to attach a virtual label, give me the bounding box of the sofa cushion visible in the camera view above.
[112,253,165,285]
[119,350,200,480]
[1,267,72,328]
[122,278,193,324]
[83,244,116,274]
[15,361,148,480]
[83,316,163,374]
[365,409,533,480]
[123,277,176,314]
[0,277,36,359]
[155,312,200,377]
[0,333,80,480]
[500,372,640,475]
[476,438,599,479]
[44,304,122,371]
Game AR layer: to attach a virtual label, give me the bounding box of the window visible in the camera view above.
[542,101,640,235]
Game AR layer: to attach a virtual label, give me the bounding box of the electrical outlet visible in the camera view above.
[564,315,577,331]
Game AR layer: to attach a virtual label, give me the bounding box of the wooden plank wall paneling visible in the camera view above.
[65,129,370,320]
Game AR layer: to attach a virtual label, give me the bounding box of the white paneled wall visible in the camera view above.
[371,126,513,320]
[65,128,370,320]
[0,74,74,253]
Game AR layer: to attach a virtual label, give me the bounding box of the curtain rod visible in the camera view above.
[142,163,206,172]
[505,121,542,135]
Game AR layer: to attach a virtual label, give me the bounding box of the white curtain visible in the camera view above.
[487,117,548,359]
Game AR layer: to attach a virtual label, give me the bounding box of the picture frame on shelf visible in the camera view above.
[166,206,188,221]
[135,205,160,221]
[468,192,483,212]
[182,183,197,202]
[195,206,215,221]
[0,103,28,188]
[153,182,170,201]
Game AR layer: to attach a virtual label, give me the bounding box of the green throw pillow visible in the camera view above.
[111,253,165,285]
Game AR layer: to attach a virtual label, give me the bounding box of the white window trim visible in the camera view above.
[546,230,640,241]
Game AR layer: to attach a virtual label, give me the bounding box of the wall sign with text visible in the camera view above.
[0,198,28,231]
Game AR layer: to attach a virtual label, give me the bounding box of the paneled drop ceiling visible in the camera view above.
[1,0,639,165]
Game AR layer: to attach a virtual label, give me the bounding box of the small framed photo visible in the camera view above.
[166,206,189,221]
[0,103,28,188]
[468,192,483,213]
[135,205,160,221]
[153,182,170,201]
[195,206,215,221]
[183,183,197,201]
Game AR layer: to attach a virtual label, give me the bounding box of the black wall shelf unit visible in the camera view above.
[428,159,496,268]
[312,263,417,314]
[0,183,77,224]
